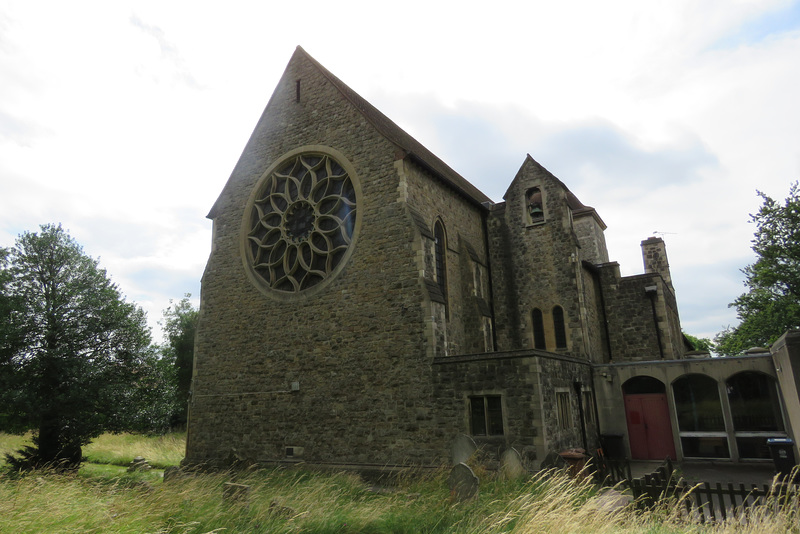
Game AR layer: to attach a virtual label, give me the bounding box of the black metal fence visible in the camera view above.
[595,457,799,524]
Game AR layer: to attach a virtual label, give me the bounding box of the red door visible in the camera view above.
[625,393,676,460]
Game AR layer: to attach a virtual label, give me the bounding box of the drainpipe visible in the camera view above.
[574,380,588,452]
[645,285,664,359]
[588,371,602,447]
[481,203,498,351]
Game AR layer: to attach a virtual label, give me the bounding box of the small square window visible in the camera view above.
[470,395,504,436]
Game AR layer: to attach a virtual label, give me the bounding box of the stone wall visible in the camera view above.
[488,157,586,357]
[398,158,491,358]
[188,50,447,467]
[536,355,597,453]
[432,350,596,466]
[595,262,675,362]
[573,211,609,265]
[580,264,610,363]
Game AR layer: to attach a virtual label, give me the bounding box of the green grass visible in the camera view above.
[83,431,186,468]
[0,431,185,469]
[1,432,798,533]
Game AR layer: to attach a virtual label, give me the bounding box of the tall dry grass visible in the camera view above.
[1,432,798,533]
[3,465,794,533]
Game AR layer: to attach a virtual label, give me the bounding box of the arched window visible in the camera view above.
[622,376,666,395]
[673,374,729,458]
[552,305,567,348]
[434,220,447,302]
[727,371,784,458]
[532,308,546,350]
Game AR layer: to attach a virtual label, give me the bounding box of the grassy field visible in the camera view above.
[1,433,798,533]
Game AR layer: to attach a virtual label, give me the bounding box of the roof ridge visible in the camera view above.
[297,47,492,207]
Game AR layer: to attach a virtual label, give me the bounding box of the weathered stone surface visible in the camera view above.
[451,434,477,465]
[500,448,526,479]
[127,456,152,472]
[448,463,479,501]
[184,47,693,472]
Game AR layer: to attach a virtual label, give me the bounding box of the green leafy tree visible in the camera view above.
[683,332,714,353]
[0,224,154,469]
[716,182,800,355]
[161,294,198,428]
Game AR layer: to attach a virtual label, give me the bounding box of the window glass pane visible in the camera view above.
[673,374,725,431]
[487,396,504,435]
[681,436,730,458]
[470,397,486,436]
[623,376,666,395]
[553,306,567,348]
[532,308,546,350]
[736,437,772,459]
[727,372,784,432]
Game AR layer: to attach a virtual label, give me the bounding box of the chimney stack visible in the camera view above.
[641,237,673,290]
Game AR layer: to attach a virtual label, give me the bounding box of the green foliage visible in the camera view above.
[716,182,800,355]
[0,224,160,469]
[682,333,714,353]
[160,294,198,428]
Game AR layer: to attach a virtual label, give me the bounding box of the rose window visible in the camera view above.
[244,152,358,294]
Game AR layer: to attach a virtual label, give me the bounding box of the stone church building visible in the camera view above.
[185,47,800,470]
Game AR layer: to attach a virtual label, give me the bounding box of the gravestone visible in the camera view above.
[448,462,479,501]
[451,434,477,465]
[539,451,568,471]
[500,448,526,480]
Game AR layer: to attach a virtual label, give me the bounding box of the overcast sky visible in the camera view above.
[1,0,799,344]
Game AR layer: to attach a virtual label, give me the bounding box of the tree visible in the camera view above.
[716,182,800,355]
[683,332,714,353]
[160,294,198,428]
[0,224,153,469]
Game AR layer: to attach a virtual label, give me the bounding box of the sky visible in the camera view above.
[1,0,799,344]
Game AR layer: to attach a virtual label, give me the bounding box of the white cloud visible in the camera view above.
[1,0,798,343]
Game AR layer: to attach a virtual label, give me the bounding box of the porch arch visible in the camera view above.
[672,373,729,458]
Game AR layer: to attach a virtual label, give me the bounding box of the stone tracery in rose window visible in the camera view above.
[245,153,358,294]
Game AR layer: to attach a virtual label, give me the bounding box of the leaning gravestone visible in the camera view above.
[539,451,568,471]
[448,462,479,501]
[451,434,477,465]
[500,448,526,480]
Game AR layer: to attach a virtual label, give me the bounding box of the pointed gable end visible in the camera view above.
[208,46,491,220]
